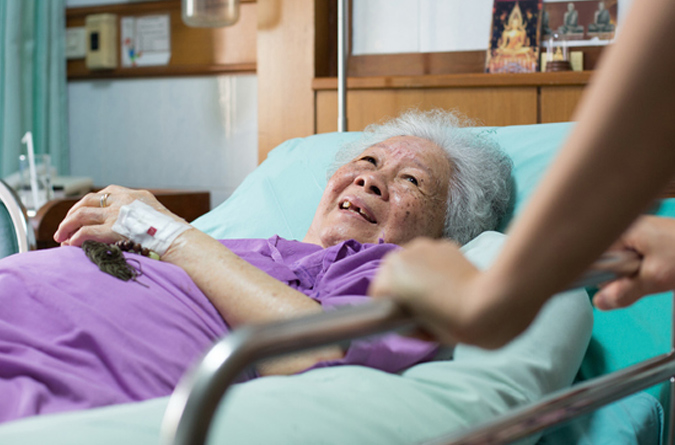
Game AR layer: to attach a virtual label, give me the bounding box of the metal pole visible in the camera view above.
[0,179,35,253]
[668,294,675,445]
[337,0,348,132]
[433,352,675,444]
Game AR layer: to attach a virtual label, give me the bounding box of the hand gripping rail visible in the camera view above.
[162,250,655,445]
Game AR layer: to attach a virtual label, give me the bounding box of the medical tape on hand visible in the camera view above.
[112,200,190,256]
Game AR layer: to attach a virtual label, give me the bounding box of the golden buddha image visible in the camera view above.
[498,3,530,54]
[487,1,540,73]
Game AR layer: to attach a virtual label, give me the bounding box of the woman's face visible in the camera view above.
[304,136,452,247]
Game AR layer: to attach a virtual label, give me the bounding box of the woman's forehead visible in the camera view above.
[364,136,445,156]
[363,136,449,168]
[369,135,437,151]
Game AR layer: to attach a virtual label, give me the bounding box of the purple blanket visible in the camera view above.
[0,236,436,422]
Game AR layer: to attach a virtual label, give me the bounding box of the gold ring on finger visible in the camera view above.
[100,193,110,208]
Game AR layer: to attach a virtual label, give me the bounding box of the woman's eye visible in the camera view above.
[361,156,377,165]
[405,176,419,186]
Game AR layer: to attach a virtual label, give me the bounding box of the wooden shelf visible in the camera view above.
[68,63,255,80]
[313,71,593,133]
[312,71,594,91]
[66,0,257,80]
[344,47,607,78]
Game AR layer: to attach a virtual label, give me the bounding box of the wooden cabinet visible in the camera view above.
[312,71,591,133]
[539,85,587,123]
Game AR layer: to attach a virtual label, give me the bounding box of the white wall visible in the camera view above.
[68,76,257,208]
[352,0,493,54]
[66,0,258,210]
[352,0,635,55]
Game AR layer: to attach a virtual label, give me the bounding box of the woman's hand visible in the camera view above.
[369,237,541,349]
[369,238,483,346]
[594,215,675,309]
[53,185,184,247]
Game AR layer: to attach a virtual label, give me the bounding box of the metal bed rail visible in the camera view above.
[431,349,675,444]
[0,179,35,254]
[161,250,665,445]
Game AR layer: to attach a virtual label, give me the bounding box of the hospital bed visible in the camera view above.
[0,121,671,444]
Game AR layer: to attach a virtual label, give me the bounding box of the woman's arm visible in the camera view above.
[372,0,675,348]
[162,228,344,375]
[480,0,675,342]
[54,185,343,375]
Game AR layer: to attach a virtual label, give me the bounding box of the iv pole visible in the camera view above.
[337,0,348,132]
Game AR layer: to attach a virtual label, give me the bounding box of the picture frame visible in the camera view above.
[486,0,544,73]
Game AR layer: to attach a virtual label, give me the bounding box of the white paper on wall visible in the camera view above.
[121,15,171,67]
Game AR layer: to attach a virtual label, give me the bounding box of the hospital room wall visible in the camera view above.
[65,0,258,210]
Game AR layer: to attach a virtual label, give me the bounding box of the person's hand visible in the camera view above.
[53,185,182,247]
[594,215,675,310]
[369,237,486,346]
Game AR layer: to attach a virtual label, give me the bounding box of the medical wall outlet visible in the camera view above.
[85,13,118,70]
[65,27,87,59]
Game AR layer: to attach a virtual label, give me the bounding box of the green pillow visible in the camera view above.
[193,123,577,240]
[193,132,361,240]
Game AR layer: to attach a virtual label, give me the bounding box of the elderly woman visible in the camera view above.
[0,110,512,422]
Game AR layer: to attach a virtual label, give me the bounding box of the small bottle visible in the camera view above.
[182,0,240,27]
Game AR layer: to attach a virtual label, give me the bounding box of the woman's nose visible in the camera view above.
[355,172,389,199]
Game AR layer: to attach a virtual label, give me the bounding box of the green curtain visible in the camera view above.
[0,0,69,178]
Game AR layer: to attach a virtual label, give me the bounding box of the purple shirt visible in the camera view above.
[0,236,436,422]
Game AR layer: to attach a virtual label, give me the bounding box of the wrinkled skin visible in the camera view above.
[304,135,452,247]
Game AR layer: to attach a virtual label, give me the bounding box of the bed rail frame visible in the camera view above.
[0,179,35,254]
[161,250,675,445]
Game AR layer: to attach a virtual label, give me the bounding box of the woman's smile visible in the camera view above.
[339,198,377,224]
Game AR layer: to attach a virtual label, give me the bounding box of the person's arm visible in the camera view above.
[482,0,675,340]
[54,185,343,375]
[372,0,675,348]
[161,229,344,375]
[594,216,675,310]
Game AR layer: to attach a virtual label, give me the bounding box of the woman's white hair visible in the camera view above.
[328,109,514,245]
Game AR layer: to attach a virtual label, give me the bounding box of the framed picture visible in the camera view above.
[486,0,544,73]
[542,1,617,42]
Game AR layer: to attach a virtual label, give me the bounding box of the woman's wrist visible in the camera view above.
[111,200,190,256]
[460,267,544,349]
[160,227,202,263]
